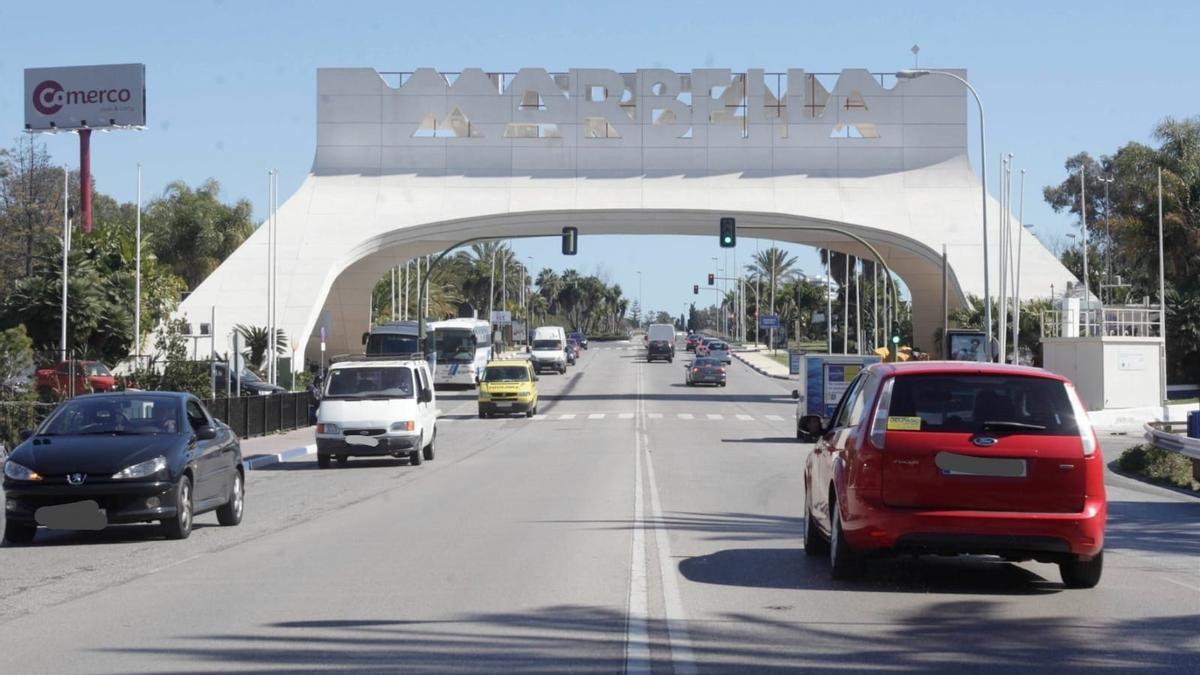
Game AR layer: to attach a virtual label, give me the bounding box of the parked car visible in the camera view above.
[212,363,287,396]
[684,357,727,386]
[2,392,244,544]
[568,339,582,359]
[35,361,116,399]
[798,361,1106,588]
[478,359,539,418]
[315,356,438,468]
[569,331,588,350]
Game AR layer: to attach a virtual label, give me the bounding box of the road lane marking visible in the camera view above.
[588,413,606,419]
[706,413,723,420]
[764,414,784,421]
[625,369,650,673]
[647,413,663,419]
[619,412,635,419]
[634,361,696,674]
[677,413,694,420]
[736,414,754,421]
[559,413,576,420]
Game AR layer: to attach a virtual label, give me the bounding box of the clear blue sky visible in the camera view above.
[2,0,1196,320]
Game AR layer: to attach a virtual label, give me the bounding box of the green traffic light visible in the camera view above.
[892,335,901,344]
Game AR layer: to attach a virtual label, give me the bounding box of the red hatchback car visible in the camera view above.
[800,361,1106,588]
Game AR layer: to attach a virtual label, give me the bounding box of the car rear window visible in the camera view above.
[886,374,1079,436]
[694,358,721,367]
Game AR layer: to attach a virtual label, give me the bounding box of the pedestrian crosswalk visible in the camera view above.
[442,411,792,424]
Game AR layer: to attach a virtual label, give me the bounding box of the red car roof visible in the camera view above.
[870,360,1071,383]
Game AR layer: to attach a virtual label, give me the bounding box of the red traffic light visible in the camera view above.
[707,273,715,285]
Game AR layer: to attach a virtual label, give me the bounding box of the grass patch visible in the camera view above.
[1117,443,1200,491]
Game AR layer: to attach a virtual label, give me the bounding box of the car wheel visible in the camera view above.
[409,442,423,466]
[829,494,863,580]
[478,409,487,419]
[720,382,727,387]
[318,453,331,469]
[803,491,829,556]
[1059,550,1103,589]
[216,470,244,526]
[526,407,535,418]
[3,519,37,545]
[335,455,350,465]
[162,475,194,540]
[423,430,436,461]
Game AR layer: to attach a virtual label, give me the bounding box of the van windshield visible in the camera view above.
[365,333,420,356]
[887,374,1079,436]
[483,366,530,382]
[325,367,414,399]
[533,339,561,350]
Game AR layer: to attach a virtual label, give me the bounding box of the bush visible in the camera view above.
[1118,444,1199,491]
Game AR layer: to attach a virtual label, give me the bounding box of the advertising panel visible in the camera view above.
[946,330,989,362]
[24,64,146,131]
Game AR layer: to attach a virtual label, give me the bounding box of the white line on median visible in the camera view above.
[625,363,651,674]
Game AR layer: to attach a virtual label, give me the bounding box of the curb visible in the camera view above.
[732,352,792,381]
[243,443,316,471]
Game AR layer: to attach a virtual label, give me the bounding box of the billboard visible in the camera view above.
[946,330,989,362]
[24,64,145,131]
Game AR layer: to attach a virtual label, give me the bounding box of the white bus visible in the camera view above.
[429,318,493,387]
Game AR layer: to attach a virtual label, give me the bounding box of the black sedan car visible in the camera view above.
[2,392,244,545]
[684,357,727,386]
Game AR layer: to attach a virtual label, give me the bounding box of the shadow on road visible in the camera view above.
[1105,499,1200,557]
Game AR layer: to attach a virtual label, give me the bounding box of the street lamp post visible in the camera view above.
[1098,173,1114,304]
[897,69,991,357]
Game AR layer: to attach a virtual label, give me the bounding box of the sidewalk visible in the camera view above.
[239,426,316,470]
[732,348,793,380]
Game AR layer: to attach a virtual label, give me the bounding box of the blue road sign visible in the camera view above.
[759,314,780,329]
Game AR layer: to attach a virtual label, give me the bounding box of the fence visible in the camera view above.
[1040,306,1162,339]
[203,392,315,440]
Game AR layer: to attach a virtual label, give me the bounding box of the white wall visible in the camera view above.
[1043,337,1163,410]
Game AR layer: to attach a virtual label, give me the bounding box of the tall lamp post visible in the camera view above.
[1098,173,1114,304]
[897,69,992,356]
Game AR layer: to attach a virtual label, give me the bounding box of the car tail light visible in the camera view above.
[1065,383,1097,456]
[719,368,726,374]
[868,378,895,449]
[692,368,701,373]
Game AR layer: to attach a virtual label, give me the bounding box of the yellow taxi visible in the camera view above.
[477,359,539,418]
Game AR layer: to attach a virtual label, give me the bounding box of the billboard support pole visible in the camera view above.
[79,129,92,233]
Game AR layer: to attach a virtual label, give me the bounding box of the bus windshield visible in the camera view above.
[434,328,477,363]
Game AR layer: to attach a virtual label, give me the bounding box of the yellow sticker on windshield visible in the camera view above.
[887,416,923,431]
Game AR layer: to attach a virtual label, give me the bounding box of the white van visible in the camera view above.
[530,326,567,374]
[646,323,676,363]
[315,356,438,468]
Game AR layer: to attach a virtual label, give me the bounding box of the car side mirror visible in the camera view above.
[194,425,218,441]
[791,389,800,400]
[361,332,369,345]
[532,374,539,382]
[800,415,824,437]
[19,429,33,442]
[419,389,433,403]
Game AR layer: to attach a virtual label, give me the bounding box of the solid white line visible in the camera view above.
[589,413,606,420]
[640,366,696,674]
[625,366,650,674]
[736,414,754,421]
[764,414,784,421]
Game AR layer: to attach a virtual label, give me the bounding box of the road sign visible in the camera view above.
[758,314,780,329]
[490,310,512,325]
[789,350,802,375]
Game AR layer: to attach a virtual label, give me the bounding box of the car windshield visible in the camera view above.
[325,367,414,398]
[483,366,529,382]
[39,396,181,435]
[887,374,1080,436]
[240,368,262,383]
[83,363,112,377]
[533,339,561,350]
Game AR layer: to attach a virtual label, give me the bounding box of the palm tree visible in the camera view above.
[536,268,562,314]
[746,247,800,317]
[234,324,286,371]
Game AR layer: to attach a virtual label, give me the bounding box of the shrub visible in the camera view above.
[1118,444,1199,491]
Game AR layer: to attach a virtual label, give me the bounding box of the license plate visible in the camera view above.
[345,435,380,447]
[35,500,107,530]
[495,402,512,408]
[935,452,1026,478]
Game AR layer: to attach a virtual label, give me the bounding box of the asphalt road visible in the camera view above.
[2,340,1198,673]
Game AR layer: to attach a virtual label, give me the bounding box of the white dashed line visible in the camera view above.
[619,412,635,419]
[677,413,694,420]
[764,414,784,421]
[647,413,663,419]
[588,413,606,420]
[559,413,576,420]
[706,413,723,420]
[736,414,754,421]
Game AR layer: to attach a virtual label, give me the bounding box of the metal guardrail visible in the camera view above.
[1143,422,1200,461]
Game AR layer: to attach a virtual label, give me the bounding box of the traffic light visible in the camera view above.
[889,322,901,361]
[707,273,715,286]
[719,217,736,248]
[561,226,578,255]
[693,284,699,295]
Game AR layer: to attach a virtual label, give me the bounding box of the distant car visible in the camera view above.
[478,359,539,418]
[685,334,702,352]
[568,339,582,359]
[35,361,116,399]
[799,361,1106,588]
[569,332,588,350]
[564,343,577,366]
[695,338,717,357]
[3,392,244,544]
[685,357,727,386]
[704,341,732,364]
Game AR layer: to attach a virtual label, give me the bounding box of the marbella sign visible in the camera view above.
[24,63,146,131]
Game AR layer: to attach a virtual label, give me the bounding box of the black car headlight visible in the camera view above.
[3,460,42,481]
[112,455,167,480]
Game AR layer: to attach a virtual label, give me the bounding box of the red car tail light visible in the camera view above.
[719,368,726,374]
[868,378,895,449]
[692,368,701,373]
